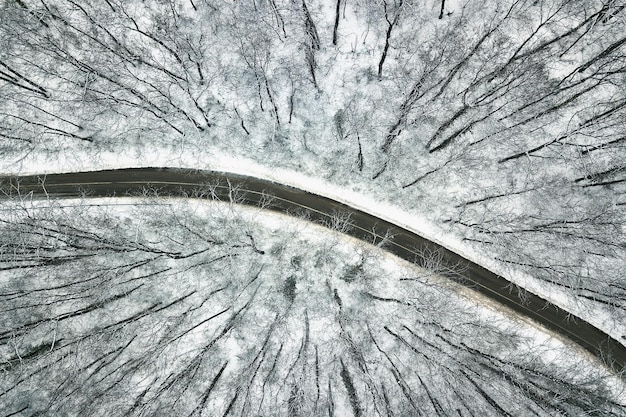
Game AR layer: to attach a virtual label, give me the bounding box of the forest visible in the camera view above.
[1,0,625,415]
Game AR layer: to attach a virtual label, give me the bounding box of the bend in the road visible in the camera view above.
[1,167,625,376]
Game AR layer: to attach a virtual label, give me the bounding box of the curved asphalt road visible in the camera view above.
[1,167,625,376]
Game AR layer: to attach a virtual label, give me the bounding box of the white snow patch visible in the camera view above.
[5,146,624,345]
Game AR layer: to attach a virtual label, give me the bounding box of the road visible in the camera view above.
[1,167,625,376]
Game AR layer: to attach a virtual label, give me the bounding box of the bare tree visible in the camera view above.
[378,0,404,80]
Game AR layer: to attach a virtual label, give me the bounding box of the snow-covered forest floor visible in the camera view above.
[1,0,626,414]
[0,197,624,416]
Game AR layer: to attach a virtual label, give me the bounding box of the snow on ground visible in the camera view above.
[4,144,623,346]
[2,2,625,414]
[3,195,624,408]
[1,0,623,348]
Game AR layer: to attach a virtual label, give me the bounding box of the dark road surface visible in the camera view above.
[1,167,625,376]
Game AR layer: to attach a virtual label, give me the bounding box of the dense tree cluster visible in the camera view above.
[1,0,626,414]
[1,0,624,331]
[0,199,623,416]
